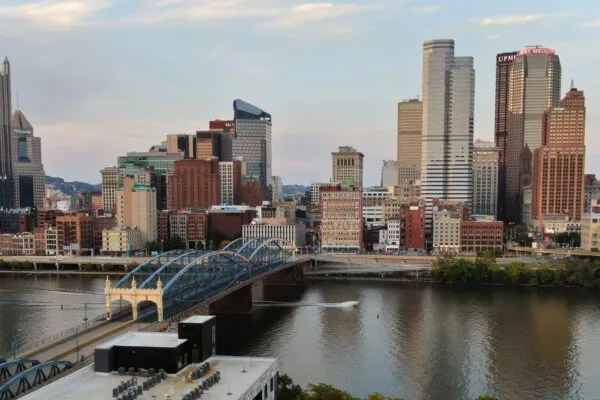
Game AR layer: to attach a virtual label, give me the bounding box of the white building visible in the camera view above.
[45,227,58,255]
[381,160,398,188]
[473,140,499,217]
[243,218,305,248]
[169,213,188,241]
[310,182,340,206]
[102,227,142,253]
[421,39,475,225]
[100,166,123,213]
[271,175,283,202]
[386,217,401,252]
[219,161,237,205]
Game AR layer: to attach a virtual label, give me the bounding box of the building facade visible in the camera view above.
[101,166,123,213]
[56,214,94,254]
[165,134,196,159]
[532,89,586,222]
[331,146,364,189]
[232,99,272,198]
[196,131,232,161]
[130,184,157,244]
[218,161,242,205]
[320,190,363,252]
[381,160,398,188]
[397,99,423,185]
[584,175,600,213]
[421,40,475,222]
[102,227,142,253]
[10,110,45,209]
[433,216,461,254]
[168,159,220,210]
[271,176,283,203]
[505,46,562,223]
[460,220,504,253]
[240,178,263,207]
[581,202,600,251]
[495,51,518,220]
[473,140,499,217]
[243,219,305,248]
[0,57,13,210]
[401,203,427,250]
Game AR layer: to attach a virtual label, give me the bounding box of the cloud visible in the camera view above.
[264,2,378,29]
[580,20,600,27]
[413,5,440,13]
[0,0,110,28]
[479,13,574,26]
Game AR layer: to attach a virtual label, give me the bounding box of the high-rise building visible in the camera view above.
[56,213,94,254]
[232,99,271,198]
[240,178,263,207]
[505,46,561,223]
[494,51,518,220]
[218,160,242,205]
[473,140,499,217]
[196,131,229,161]
[0,57,13,209]
[532,88,586,222]
[331,146,364,189]
[130,184,157,244]
[381,160,398,188]
[584,175,600,213]
[421,40,475,224]
[10,110,45,208]
[100,166,123,213]
[397,99,422,185]
[165,134,196,159]
[167,159,220,210]
[320,190,363,252]
[271,176,283,203]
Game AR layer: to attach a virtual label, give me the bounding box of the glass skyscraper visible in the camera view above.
[0,57,14,209]
[232,99,272,198]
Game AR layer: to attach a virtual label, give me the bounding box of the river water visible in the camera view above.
[1,276,600,400]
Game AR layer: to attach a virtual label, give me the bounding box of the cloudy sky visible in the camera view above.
[2,0,599,185]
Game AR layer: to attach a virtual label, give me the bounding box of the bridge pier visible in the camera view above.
[33,262,37,271]
[209,285,252,314]
[262,263,305,301]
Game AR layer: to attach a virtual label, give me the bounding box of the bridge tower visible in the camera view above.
[105,276,165,322]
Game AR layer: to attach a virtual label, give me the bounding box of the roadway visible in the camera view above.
[0,255,150,266]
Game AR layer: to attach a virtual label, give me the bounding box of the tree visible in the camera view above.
[219,240,231,249]
[276,374,303,400]
[302,383,358,400]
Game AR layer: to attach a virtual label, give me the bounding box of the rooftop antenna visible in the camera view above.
[570,78,575,90]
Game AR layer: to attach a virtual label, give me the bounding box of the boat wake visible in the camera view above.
[255,300,359,308]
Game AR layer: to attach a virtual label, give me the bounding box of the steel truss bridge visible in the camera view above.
[105,237,296,322]
[0,359,73,400]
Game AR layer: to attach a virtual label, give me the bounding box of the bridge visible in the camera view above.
[506,245,600,258]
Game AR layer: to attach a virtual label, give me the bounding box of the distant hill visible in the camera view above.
[46,176,101,196]
[282,185,310,198]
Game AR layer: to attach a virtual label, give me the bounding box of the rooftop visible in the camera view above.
[96,332,186,350]
[181,315,215,324]
[21,356,277,400]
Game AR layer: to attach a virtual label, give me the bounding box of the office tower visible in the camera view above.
[166,134,196,159]
[494,51,518,219]
[130,184,157,244]
[100,166,123,213]
[505,46,561,223]
[196,131,224,160]
[167,159,220,210]
[473,140,499,217]
[218,160,242,204]
[331,146,364,189]
[320,190,363,251]
[232,99,271,198]
[240,178,263,207]
[271,175,283,202]
[0,57,13,209]
[115,177,135,227]
[532,88,585,222]
[421,40,475,223]
[10,110,45,209]
[397,99,423,185]
[381,160,398,188]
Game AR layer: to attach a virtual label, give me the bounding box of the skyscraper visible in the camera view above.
[381,160,398,188]
[331,146,364,189]
[532,88,586,222]
[421,40,475,223]
[0,57,13,209]
[494,51,518,220]
[271,175,283,202]
[167,159,220,210]
[473,140,499,217]
[100,166,123,213]
[165,134,196,159]
[232,99,271,198]
[397,99,422,185]
[505,46,561,223]
[11,110,45,208]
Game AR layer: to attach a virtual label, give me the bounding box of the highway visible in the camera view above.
[0,255,150,266]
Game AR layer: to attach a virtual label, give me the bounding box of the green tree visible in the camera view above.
[276,374,303,400]
[302,383,358,400]
[219,240,231,249]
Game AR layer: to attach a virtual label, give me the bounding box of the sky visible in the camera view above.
[2,0,600,186]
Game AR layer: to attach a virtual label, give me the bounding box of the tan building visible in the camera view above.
[433,216,461,254]
[132,185,157,245]
[116,177,135,227]
[473,140,499,217]
[45,226,58,255]
[102,227,142,254]
[533,89,586,222]
[397,99,422,185]
[581,213,600,251]
[165,133,196,159]
[100,166,123,213]
[320,190,363,251]
[331,146,364,189]
[56,214,94,254]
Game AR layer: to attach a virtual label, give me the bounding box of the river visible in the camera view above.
[1,276,600,400]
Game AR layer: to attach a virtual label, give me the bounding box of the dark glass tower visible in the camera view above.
[0,57,13,209]
[494,51,518,221]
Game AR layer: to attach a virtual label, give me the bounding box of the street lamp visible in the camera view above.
[160,239,164,254]
[83,303,88,327]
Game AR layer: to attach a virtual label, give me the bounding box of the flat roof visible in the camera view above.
[96,332,186,350]
[21,356,278,400]
[182,315,215,324]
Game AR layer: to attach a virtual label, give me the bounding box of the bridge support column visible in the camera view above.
[33,262,37,271]
[209,285,252,314]
[78,263,82,272]
[55,262,59,271]
[263,263,305,301]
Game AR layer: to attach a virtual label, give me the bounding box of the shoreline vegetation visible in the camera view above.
[277,374,497,400]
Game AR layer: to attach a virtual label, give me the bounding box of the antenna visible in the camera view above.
[16,90,19,111]
[570,79,575,90]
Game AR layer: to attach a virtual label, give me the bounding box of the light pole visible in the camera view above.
[83,303,88,327]
[160,239,164,254]
[75,327,80,363]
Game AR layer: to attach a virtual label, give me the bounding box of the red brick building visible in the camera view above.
[36,209,66,228]
[401,203,426,250]
[209,120,235,133]
[240,179,263,207]
[460,220,504,253]
[207,210,257,244]
[56,214,95,254]
[168,159,220,210]
[187,212,208,246]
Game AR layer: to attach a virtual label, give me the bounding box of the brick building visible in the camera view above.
[240,179,263,207]
[460,220,504,254]
[168,159,220,210]
[56,214,94,254]
[401,203,426,250]
[207,210,257,245]
[320,190,363,252]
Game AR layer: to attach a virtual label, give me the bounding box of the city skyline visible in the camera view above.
[1,0,599,185]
